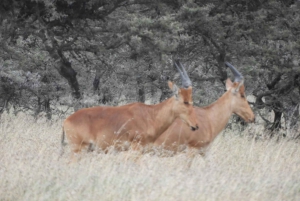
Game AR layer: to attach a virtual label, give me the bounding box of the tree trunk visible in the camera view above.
[286,103,299,129]
[136,75,145,103]
[34,97,41,119]
[58,58,81,99]
[101,87,112,104]
[93,67,101,91]
[47,47,81,99]
[44,98,51,120]
[272,111,282,130]
[270,101,283,131]
[216,52,228,83]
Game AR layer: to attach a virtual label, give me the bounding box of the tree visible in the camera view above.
[170,0,300,131]
[0,0,183,115]
[0,0,299,133]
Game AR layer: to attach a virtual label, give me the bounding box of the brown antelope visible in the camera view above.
[61,61,199,157]
[154,62,255,152]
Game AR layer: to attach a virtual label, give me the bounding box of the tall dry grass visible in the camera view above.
[0,112,300,201]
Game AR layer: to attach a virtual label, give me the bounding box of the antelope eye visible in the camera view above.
[184,101,189,105]
[241,94,245,98]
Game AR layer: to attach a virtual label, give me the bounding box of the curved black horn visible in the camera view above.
[174,60,192,88]
[225,62,244,82]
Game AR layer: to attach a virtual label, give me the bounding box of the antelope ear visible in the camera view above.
[168,81,179,99]
[168,81,174,90]
[226,78,233,91]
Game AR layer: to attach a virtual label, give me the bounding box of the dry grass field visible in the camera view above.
[1,112,300,201]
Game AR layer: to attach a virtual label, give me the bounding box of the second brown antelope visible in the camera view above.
[61,61,199,159]
[154,62,255,152]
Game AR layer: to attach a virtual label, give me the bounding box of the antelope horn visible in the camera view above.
[179,61,192,85]
[225,62,244,82]
[174,60,192,88]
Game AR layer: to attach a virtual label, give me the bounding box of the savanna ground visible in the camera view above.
[1,111,300,201]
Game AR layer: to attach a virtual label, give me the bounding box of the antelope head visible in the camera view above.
[225,62,255,123]
[168,60,199,131]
